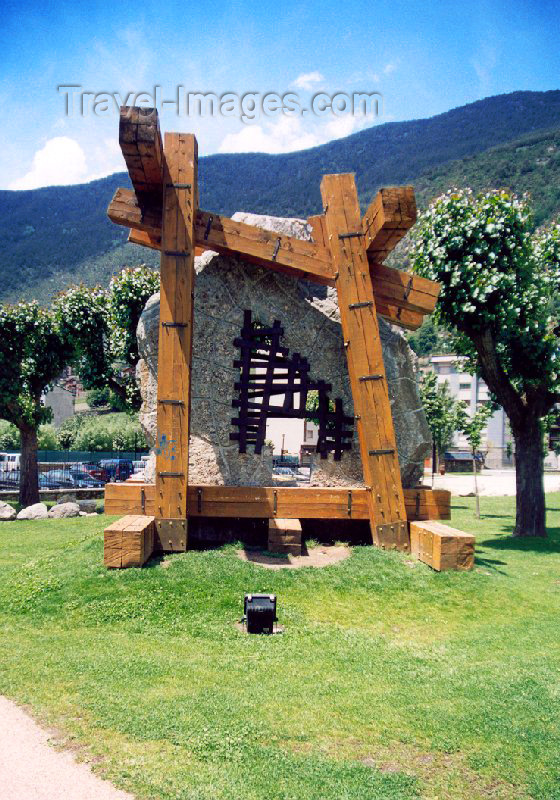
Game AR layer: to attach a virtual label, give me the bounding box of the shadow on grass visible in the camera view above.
[473,554,508,574]
[478,528,560,554]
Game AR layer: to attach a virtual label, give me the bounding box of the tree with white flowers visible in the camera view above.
[413,189,560,537]
[0,303,71,505]
[55,265,159,409]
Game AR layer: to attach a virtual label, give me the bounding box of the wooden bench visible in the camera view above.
[268,518,302,556]
[104,515,155,568]
[410,520,475,571]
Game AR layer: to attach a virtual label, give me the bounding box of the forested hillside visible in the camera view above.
[1,90,559,304]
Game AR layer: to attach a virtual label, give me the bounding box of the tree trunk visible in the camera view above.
[473,450,480,519]
[512,418,546,537]
[19,425,40,507]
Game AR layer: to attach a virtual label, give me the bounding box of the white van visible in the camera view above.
[0,453,21,469]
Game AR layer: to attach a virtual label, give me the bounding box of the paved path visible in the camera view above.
[0,696,134,800]
[425,469,560,497]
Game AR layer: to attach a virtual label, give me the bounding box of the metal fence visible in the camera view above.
[0,453,149,491]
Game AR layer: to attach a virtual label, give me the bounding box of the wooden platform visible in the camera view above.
[410,520,475,571]
[104,483,450,522]
[104,515,155,568]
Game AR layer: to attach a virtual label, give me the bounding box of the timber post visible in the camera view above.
[154,132,198,551]
[321,174,408,549]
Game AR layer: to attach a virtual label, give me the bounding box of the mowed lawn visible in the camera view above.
[0,496,559,800]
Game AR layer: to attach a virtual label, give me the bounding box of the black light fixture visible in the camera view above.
[243,593,277,634]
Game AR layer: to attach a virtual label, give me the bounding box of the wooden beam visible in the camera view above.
[410,520,475,571]
[307,212,432,328]
[154,132,198,540]
[108,186,162,236]
[110,188,334,285]
[362,186,417,263]
[119,106,164,211]
[105,484,450,522]
[110,188,435,329]
[321,173,408,551]
[128,228,161,249]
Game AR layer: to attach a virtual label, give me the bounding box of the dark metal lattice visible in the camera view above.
[230,310,353,460]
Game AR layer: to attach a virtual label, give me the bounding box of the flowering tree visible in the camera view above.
[413,189,560,537]
[55,266,159,409]
[0,303,70,505]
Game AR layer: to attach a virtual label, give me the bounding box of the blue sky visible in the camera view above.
[1,0,558,189]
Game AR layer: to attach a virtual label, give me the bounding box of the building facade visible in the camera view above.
[430,354,513,468]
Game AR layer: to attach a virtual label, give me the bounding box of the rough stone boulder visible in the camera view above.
[17,503,48,520]
[136,213,431,488]
[0,501,17,521]
[48,502,80,519]
[77,499,98,514]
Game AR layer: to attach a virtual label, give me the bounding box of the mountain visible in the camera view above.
[413,126,560,228]
[1,89,560,305]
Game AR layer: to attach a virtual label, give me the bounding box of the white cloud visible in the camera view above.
[218,116,322,154]
[8,135,125,190]
[218,108,377,155]
[9,137,89,190]
[291,71,325,91]
[383,62,398,74]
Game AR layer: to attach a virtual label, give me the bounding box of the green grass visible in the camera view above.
[0,498,559,799]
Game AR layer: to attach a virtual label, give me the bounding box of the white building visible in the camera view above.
[430,354,513,468]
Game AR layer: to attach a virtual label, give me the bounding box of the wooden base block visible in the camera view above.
[410,520,475,571]
[268,518,302,555]
[104,515,155,568]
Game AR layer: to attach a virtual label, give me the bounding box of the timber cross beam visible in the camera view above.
[104,105,444,558]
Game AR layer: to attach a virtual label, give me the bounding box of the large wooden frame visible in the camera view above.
[105,106,446,557]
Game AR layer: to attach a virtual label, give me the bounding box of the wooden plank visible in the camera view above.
[410,520,475,571]
[374,301,423,331]
[321,173,408,550]
[105,484,449,522]
[154,132,198,535]
[119,106,164,211]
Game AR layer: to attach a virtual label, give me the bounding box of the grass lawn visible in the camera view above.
[0,497,559,799]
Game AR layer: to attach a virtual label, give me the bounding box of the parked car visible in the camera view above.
[272,466,296,476]
[81,462,108,482]
[0,469,20,488]
[68,469,104,488]
[99,459,134,482]
[39,470,75,489]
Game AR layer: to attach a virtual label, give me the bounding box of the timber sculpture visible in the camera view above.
[103,106,468,571]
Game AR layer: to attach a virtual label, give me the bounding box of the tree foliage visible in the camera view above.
[412,189,560,403]
[54,266,159,409]
[0,302,70,431]
[412,188,560,536]
[56,413,147,453]
[462,404,495,454]
[419,372,467,458]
